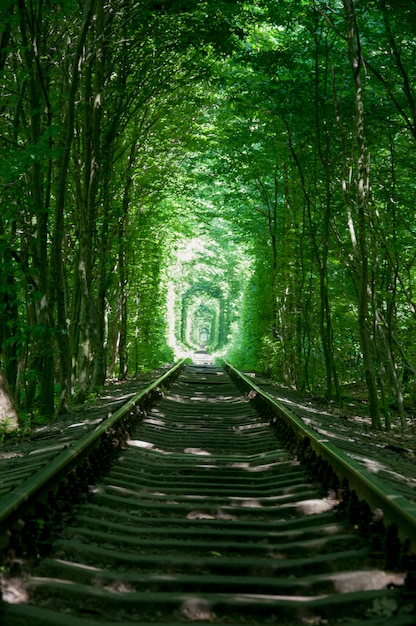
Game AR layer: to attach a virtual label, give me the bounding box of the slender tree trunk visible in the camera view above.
[90,156,112,390]
[313,28,341,402]
[51,0,95,413]
[269,172,279,342]
[375,309,406,430]
[0,217,19,397]
[89,0,111,393]
[286,121,339,399]
[18,0,55,417]
[118,213,129,380]
[0,17,19,400]
[343,0,382,429]
[75,0,107,402]
[117,139,139,379]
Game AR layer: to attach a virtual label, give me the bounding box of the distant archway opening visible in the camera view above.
[181,283,225,351]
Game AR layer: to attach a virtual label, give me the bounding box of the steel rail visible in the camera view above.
[225,362,416,547]
[0,359,187,529]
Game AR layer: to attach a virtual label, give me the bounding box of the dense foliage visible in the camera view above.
[0,0,415,431]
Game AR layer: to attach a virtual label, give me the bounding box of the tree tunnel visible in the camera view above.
[181,284,225,351]
[166,234,251,358]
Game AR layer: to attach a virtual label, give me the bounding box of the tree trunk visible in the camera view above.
[0,370,19,431]
[343,0,382,429]
[117,139,139,379]
[90,168,111,390]
[75,0,108,403]
[0,217,19,398]
[51,0,95,413]
[313,28,341,402]
[286,121,340,400]
[18,0,55,417]
[118,214,129,380]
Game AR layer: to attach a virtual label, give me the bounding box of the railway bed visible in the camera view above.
[1,360,415,625]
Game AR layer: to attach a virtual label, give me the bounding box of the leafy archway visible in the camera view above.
[165,232,251,358]
[181,283,224,351]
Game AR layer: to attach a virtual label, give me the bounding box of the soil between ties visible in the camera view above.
[1,360,414,625]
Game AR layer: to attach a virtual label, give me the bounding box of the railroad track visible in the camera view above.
[1,360,415,625]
